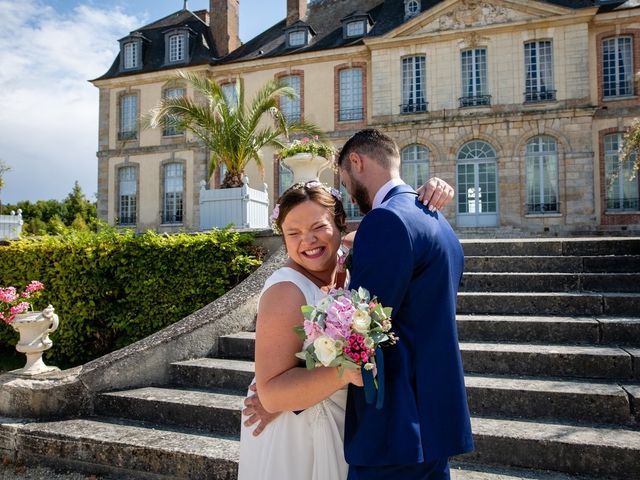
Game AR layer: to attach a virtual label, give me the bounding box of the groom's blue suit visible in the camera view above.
[344,184,473,478]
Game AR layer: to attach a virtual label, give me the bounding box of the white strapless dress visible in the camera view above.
[238,267,348,480]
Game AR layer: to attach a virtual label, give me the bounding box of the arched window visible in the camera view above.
[401,144,429,189]
[525,136,559,213]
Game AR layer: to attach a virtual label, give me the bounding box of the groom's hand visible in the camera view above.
[243,383,280,436]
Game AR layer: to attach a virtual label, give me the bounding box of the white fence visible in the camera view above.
[0,210,23,240]
[199,179,270,230]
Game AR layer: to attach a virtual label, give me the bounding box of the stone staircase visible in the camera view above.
[3,238,640,479]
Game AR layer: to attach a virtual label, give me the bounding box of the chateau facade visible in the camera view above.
[91,0,640,235]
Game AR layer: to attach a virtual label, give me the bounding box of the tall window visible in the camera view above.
[163,163,184,224]
[339,68,364,121]
[603,37,633,98]
[118,166,137,225]
[401,56,427,113]
[340,184,362,220]
[222,82,238,108]
[119,94,137,140]
[279,162,294,195]
[524,40,555,102]
[123,42,138,69]
[605,133,639,211]
[460,48,489,107]
[401,145,429,189]
[169,33,185,63]
[163,87,185,136]
[526,136,559,214]
[280,75,301,123]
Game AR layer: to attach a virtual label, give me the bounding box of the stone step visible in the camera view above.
[457,292,640,317]
[464,255,640,273]
[461,343,634,380]
[6,417,238,479]
[95,387,244,436]
[171,357,254,392]
[457,315,640,346]
[460,273,640,293]
[171,358,637,424]
[1,417,604,480]
[218,317,640,363]
[465,374,635,425]
[464,416,640,478]
[460,238,640,257]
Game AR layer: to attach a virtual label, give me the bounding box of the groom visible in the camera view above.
[338,129,473,479]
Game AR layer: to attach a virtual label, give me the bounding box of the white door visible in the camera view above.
[456,141,499,227]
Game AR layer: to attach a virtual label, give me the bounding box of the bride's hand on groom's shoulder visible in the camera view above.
[243,383,280,436]
[417,177,455,212]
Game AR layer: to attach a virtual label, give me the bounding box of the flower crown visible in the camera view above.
[270,181,343,234]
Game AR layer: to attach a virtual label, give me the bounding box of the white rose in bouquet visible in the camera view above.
[313,335,339,367]
[351,308,372,333]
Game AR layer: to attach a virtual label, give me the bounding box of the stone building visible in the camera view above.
[91,0,640,235]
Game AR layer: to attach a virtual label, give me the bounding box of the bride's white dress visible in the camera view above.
[238,267,348,480]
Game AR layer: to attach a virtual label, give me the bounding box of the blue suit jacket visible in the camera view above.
[344,184,473,466]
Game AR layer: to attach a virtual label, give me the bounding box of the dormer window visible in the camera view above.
[346,21,365,37]
[341,13,373,39]
[288,30,306,47]
[123,42,139,69]
[405,0,420,19]
[284,22,316,49]
[164,28,191,65]
[118,33,146,72]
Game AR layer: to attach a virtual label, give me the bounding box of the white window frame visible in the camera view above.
[401,56,427,113]
[119,94,138,140]
[123,42,138,69]
[339,68,364,121]
[222,82,238,108]
[162,163,184,224]
[524,40,555,102]
[346,21,365,37]
[405,0,420,19]
[169,33,185,63]
[604,133,640,211]
[460,48,489,106]
[401,144,430,189]
[602,36,634,98]
[280,75,301,123]
[525,136,559,214]
[162,87,185,136]
[118,166,137,226]
[288,30,306,47]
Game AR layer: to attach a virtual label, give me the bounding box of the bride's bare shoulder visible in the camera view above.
[258,281,306,325]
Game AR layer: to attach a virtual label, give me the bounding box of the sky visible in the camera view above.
[0,0,284,205]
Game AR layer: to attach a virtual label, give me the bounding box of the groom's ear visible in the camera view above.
[349,152,365,173]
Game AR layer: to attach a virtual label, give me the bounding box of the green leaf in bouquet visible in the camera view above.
[341,359,360,369]
[305,352,316,370]
[383,307,393,318]
[301,305,315,320]
[295,352,307,361]
[370,331,389,345]
[357,287,370,302]
[293,325,306,341]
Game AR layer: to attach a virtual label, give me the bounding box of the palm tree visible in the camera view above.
[149,71,323,188]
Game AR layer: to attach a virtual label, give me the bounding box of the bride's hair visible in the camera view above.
[274,182,347,234]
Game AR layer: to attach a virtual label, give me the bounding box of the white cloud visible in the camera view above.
[0,0,140,205]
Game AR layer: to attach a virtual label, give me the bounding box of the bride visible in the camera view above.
[238,178,453,480]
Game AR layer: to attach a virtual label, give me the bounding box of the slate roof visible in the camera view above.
[95,0,632,80]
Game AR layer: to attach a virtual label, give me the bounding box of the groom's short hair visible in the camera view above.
[337,129,400,171]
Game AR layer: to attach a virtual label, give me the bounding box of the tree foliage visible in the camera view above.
[620,119,640,180]
[148,71,323,188]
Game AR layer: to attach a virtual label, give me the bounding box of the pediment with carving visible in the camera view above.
[406,0,547,36]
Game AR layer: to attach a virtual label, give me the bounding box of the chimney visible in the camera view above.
[209,0,240,57]
[194,9,210,25]
[287,0,307,26]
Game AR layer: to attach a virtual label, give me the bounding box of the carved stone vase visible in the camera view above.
[11,305,60,375]
[281,153,331,184]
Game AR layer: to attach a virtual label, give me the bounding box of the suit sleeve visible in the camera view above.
[349,208,413,312]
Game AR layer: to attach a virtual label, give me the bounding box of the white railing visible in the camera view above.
[199,177,270,230]
[0,209,23,240]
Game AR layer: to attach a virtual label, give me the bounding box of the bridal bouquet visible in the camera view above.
[294,287,396,373]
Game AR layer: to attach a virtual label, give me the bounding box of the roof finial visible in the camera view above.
[183,0,188,10]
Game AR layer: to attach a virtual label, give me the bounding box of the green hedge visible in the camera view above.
[0,228,262,368]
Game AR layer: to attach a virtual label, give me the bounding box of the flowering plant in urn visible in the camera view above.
[0,281,45,325]
[278,136,336,160]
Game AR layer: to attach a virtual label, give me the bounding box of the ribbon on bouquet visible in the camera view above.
[362,346,385,410]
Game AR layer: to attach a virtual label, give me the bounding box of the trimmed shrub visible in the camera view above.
[0,228,262,368]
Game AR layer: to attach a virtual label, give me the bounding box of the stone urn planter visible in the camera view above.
[281,153,331,183]
[11,305,60,375]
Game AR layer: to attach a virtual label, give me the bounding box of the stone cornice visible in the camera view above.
[97,141,205,158]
